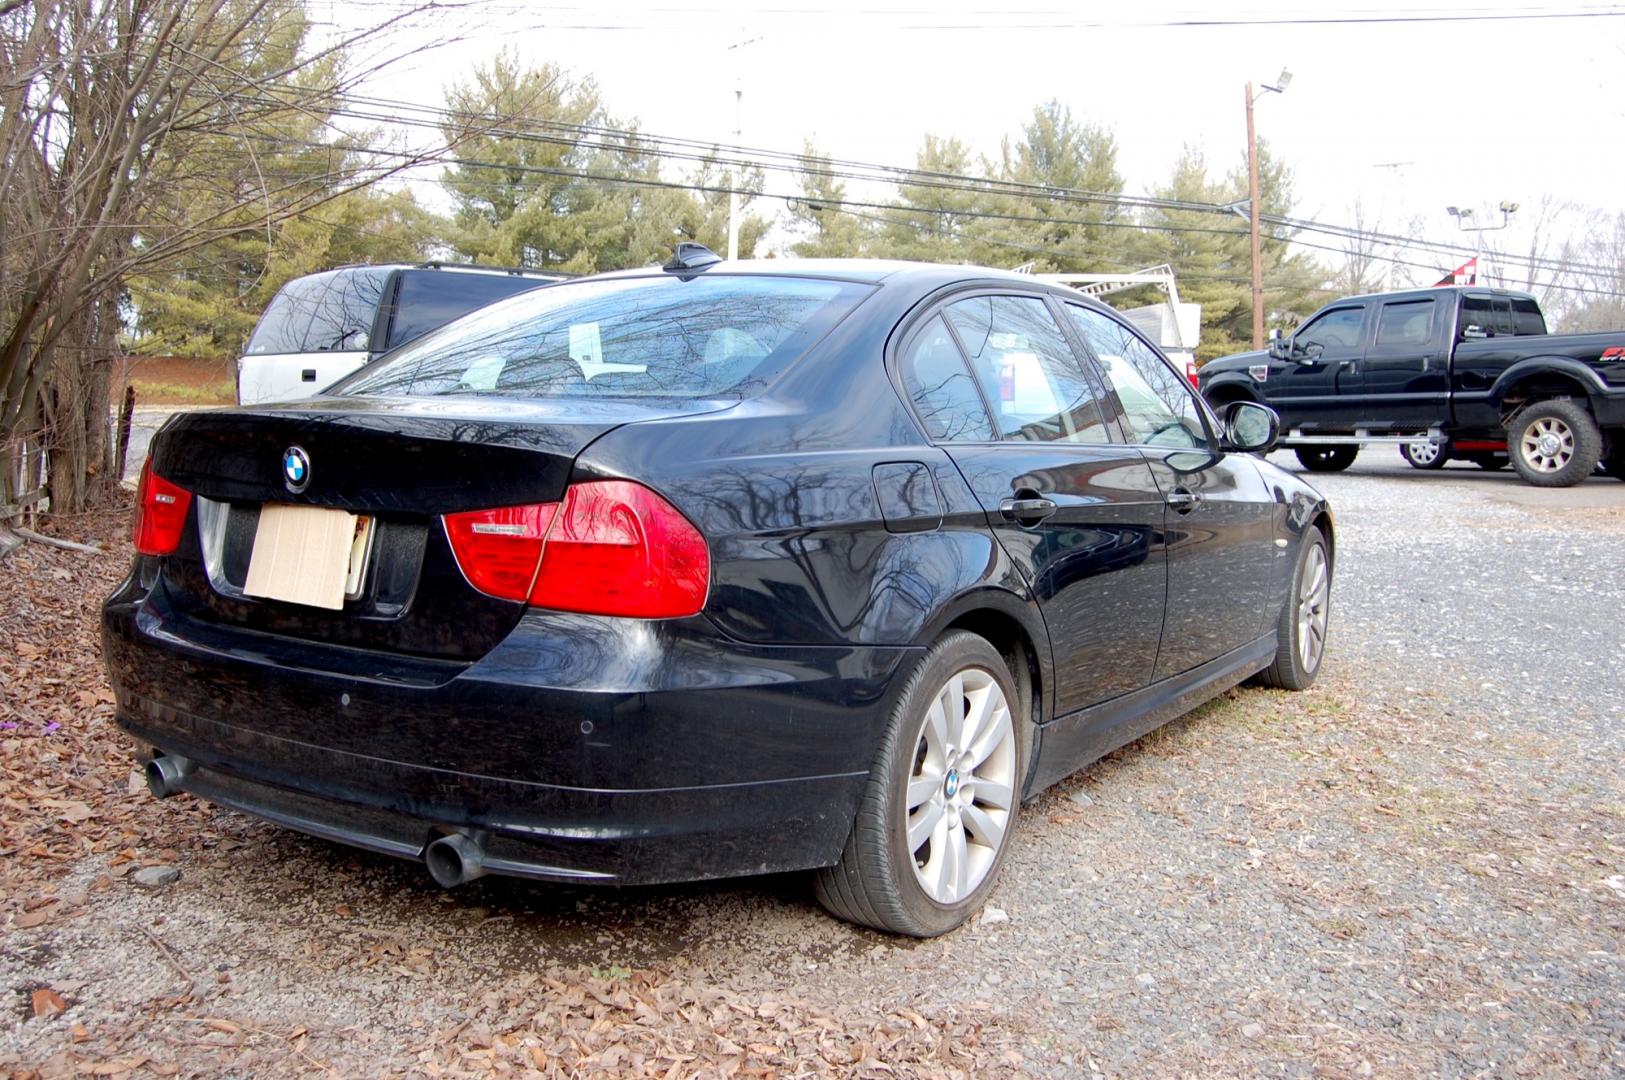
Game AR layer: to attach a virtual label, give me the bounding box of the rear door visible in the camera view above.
[1362,296,1446,429]
[1273,303,1369,427]
[1064,303,1277,679]
[896,292,1167,714]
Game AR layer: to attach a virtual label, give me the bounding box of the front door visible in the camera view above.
[1362,296,1447,430]
[894,295,1168,714]
[1063,303,1277,678]
[1270,303,1369,429]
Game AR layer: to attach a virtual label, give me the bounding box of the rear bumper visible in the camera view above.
[103,571,911,885]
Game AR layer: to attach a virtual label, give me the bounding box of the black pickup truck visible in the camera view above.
[1199,286,1625,487]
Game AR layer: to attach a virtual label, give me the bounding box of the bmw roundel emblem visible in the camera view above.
[282,446,311,493]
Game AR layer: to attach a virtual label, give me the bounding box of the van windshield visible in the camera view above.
[335,274,873,402]
[245,268,394,355]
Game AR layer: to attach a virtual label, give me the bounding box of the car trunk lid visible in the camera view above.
[146,395,721,661]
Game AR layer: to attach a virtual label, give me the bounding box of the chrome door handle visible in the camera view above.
[1166,488,1203,513]
[999,496,1058,524]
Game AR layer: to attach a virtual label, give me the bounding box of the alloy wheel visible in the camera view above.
[1519,416,1574,474]
[903,668,1017,905]
[1405,440,1444,466]
[1297,544,1329,673]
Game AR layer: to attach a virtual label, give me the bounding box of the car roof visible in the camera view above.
[586,257,1050,287]
[1334,284,1539,305]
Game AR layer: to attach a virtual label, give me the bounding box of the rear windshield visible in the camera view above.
[336,274,873,402]
[244,267,393,355]
[385,270,555,350]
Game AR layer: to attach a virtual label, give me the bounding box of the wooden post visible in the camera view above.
[115,384,136,488]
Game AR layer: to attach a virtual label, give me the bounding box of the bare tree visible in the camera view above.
[0,0,448,523]
[1329,198,1388,295]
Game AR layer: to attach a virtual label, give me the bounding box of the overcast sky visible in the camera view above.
[335,1,1625,286]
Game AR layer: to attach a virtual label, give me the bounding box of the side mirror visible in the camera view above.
[1267,328,1287,360]
[1222,400,1280,454]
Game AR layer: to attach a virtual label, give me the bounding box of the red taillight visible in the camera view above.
[133,458,192,556]
[442,502,558,602]
[1185,356,1200,389]
[443,480,709,618]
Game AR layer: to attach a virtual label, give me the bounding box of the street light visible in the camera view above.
[1246,69,1291,349]
[1446,201,1518,269]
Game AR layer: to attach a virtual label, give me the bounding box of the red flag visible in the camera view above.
[1434,257,1477,286]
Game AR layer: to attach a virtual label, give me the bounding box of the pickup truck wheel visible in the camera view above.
[1253,524,1331,691]
[1507,399,1602,488]
[1400,441,1449,469]
[1295,445,1358,473]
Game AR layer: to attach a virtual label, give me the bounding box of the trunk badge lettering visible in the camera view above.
[282,446,311,493]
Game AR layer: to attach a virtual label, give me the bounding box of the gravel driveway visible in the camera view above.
[3,454,1622,1077]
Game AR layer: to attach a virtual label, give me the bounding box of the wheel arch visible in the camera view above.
[916,589,1052,794]
[1201,374,1262,409]
[1489,359,1606,425]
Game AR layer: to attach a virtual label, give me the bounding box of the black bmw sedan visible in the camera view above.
[104,247,1334,936]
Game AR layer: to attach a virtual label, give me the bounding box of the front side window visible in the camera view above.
[1296,306,1365,351]
[1066,304,1209,450]
[898,315,995,441]
[337,275,872,402]
[1376,299,1436,347]
[941,294,1110,444]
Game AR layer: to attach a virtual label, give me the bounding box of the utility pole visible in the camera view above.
[1245,70,1291,350]
[725,34,761,262]
[1246,82,1263,350]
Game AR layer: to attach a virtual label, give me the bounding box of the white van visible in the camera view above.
[237,264,566,405]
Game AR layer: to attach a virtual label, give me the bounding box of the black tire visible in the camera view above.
[814,631,1029,937]
[1465,453,1507,471]
[1506,398,1603,488]
[1604,439,1625,481]
[1253,525,1331,691]
[1295,445,1358,473]
[1400,440,1450,470]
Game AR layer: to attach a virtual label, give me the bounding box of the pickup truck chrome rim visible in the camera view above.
[905,668,1016,904]
[1406,441,1443,465]
[1297,544,1329,672]
[1519,417,1574,473]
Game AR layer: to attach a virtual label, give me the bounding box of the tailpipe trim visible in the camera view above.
[424,832,486,888]
[145,753,194,798]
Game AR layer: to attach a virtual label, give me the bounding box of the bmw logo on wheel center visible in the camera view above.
[282,446,311,493]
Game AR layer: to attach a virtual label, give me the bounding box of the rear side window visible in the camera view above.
[244,267,392,355]
[1511,298,1546,336]
[385,271,553,350]
[942,295,1110,444]
[1376,299,1436,347]
[899,316,995,441]
[338,275,872,402]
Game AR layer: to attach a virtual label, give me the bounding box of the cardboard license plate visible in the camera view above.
[243,504,372,611]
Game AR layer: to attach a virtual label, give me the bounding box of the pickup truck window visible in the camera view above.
[1376,299,1436,347]
[1297,307,1364,350]
[1512,298,1546,335]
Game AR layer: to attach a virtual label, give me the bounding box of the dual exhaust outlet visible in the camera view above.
[145,751,486,888]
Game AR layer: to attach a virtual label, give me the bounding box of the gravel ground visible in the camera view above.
[3,454,1622,1077]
